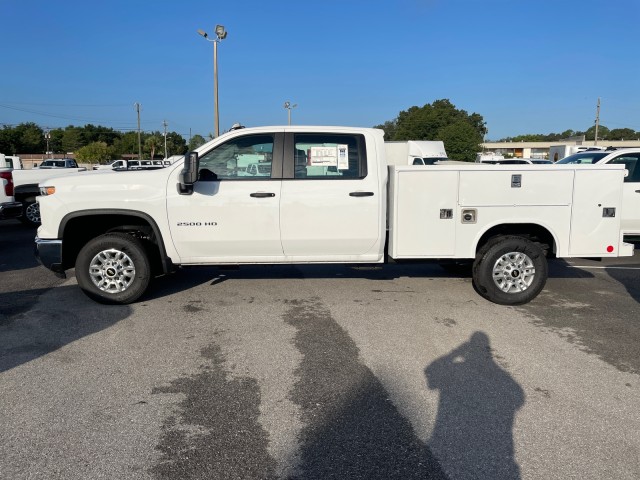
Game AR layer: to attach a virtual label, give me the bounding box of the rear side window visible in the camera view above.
[292,133,366,179]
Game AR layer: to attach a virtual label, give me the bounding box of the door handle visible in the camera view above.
[349,191,374,197]
[250,192,275,198]
[635,190,640,193]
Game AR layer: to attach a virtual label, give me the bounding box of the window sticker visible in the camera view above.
[309,146,338,166]
[337,144,349,170]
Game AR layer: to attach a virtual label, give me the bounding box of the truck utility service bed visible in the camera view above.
[388,164,632,259]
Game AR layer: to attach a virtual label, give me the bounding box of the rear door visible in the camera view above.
[278,132,381,259]
[608,152,640,234]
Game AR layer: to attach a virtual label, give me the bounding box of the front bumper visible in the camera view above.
[34,237,66,278]
[0,201,22,220]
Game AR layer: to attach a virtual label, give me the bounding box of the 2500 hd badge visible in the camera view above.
[176,222,217,226]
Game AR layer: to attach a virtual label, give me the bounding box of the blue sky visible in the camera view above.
[1,0,639,141]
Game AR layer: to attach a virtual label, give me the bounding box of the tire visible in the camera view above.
[75,232,151,304]
[472,236,548,305]
[19,201,41,227]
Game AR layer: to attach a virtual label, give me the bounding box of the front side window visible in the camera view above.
[199,134,274,180]
[292,134,365,179]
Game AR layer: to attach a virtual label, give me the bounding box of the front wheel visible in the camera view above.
[19,201,41,227]
[472,236,548,305]
[75,233,151,304]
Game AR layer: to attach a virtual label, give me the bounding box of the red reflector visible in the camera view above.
[607,246,614,253]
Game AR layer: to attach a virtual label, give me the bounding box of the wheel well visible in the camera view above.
[476,224,555,257]
[61,214,168,274]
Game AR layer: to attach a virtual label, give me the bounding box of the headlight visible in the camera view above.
[40,186,56,196]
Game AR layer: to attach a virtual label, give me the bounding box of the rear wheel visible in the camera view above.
[75,233,151,304]
[472,236,547,305]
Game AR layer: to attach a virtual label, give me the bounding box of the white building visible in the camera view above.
[481,139,640,160]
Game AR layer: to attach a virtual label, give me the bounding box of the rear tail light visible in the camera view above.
[0,171,14,196]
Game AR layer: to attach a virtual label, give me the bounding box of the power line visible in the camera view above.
[0,101,130,107]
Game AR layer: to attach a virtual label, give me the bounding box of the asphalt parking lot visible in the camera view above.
[1,219,639,480]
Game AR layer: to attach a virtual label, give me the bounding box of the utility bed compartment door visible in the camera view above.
[389,169,458,257]
[569,168,624,256]
[459,168,573,206]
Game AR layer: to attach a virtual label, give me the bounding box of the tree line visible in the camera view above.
[497,126,640,143]
[0,123,208,162]
[4,108,638,164]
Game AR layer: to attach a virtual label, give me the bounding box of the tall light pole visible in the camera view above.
[284,101,297,125]
[197,25,228,138]
[134,102,142,160]
[162,120,168,159]
[594,97,601,146]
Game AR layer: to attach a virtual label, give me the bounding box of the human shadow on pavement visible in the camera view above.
[425,332,525,480]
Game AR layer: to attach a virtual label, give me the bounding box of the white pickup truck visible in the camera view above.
[1,154,23,220]
[0,168,22,220]
[93,159,172,170]
[34,126,633,305]
[13,163,87,226]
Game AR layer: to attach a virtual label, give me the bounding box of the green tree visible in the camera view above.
[18,123,45,152]
[61,126,85,152]
[584,125,610,141]
[144,133,163,159]
[82,124,121,144]
[164,132,187,157]
[608,128,636,141]
[111,131,141,157]
[188,134,207,151]
[0,125,19,154]
[48,129,65,154]
[437,121,483,162]
[374,99,487,161]
[75,141,114,163]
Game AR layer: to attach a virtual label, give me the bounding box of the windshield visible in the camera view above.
[556,152,609,164]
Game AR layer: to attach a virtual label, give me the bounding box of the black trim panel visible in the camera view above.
[58,209,173,273]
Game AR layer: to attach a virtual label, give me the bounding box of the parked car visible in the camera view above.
[531,160,553,165]
[555,151,610,164]
[479,159,533,165]
[35,158,79,169]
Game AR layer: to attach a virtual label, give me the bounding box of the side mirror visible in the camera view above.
[178,151,199,195]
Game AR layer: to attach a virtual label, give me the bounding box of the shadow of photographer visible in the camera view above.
[425,332,525,480]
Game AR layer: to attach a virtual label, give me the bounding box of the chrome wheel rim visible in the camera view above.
[25,203,40,223]
[89,248,136,293]
[492,251,535,293]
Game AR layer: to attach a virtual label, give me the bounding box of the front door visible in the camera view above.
[166,132,285,261]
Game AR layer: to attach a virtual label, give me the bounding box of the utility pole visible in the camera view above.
[594,97,601,146]
[162,120,168,159]
[134,102,142,159]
